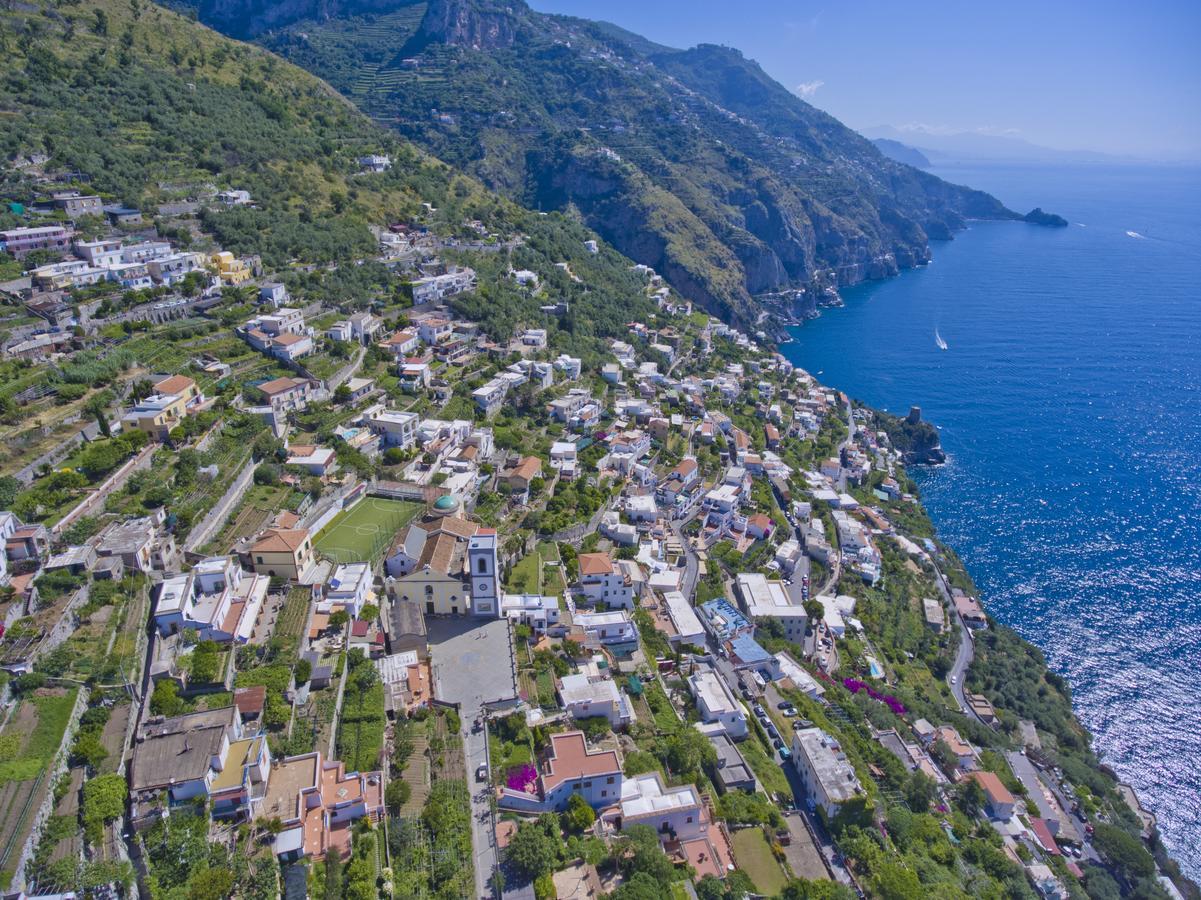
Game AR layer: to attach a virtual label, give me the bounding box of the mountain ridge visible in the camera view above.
[190,0,1058,331]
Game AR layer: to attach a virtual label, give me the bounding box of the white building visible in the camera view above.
[501,593,560,632]
[575,610,637,645]
[520,328,547,348]
[472,377,509,417]
[737,573,807,643]
[774,539,803,575]
[321,562,373,618]
[766,652,825,700]
[625,494,657,524]
[549,441,578,479]
[663,591,706,647]
[152,557,269,644]
[466,530,500,617]
[619,773,707,842]
[554,355,582,379]
[688,668,748,739]
[558,674,634,728]
[577,553,634,610]
[366,409,419,449]
[792,727,864,818]
[411,267,475,304]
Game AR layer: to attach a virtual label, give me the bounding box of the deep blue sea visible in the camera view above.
[783,163,1201,878]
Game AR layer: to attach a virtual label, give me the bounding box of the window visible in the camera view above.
[477,557,487,574]
[607,776,615,784]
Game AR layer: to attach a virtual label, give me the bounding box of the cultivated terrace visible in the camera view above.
[0,1,1186,899]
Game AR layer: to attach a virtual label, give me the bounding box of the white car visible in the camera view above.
[950,676,958,685]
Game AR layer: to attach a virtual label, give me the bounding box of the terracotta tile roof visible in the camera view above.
[155,374,196,396]
[383,329,417,346]
[540,732,621,793]
[671,458,698,479]
[970,770,1015,806]
[259,376,308,396]
[431,515,478,540]
[418,531,466,576]
[577,552,614,577]
[252,528,309,553]
[308,612,330,638]
[506,455,542,483]
[275,511,301,529]
[1029,818,1060,854]
[235,685,266,718]
[273,333,306,346]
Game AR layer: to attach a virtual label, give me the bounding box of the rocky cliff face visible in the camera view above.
[188,0,409,37]
[414,0,520,50]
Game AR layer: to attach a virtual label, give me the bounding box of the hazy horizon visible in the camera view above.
[531,0,1201,162]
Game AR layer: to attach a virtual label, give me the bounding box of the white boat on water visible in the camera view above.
[935,329,948,351]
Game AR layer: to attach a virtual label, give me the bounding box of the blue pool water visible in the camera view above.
[783,163,1201,877]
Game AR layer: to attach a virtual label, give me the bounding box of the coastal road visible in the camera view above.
[931,561,981,723]
[1006,750,1099,863]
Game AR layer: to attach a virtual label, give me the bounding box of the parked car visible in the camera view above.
[777,700,791,710]
[476,764,489,782]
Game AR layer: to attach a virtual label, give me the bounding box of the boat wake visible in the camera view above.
[935,328,948,351]
[1126,230,1145,239]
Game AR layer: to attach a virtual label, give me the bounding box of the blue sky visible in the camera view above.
[530,0,1201,160]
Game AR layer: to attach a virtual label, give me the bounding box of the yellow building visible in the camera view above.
[211,251,251,285]
[122,375,205,440]
[249,528,315,581]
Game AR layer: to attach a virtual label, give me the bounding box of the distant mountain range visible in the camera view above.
[159,0,1065,329]
[863,125,1138,165]
[871,139,932,169]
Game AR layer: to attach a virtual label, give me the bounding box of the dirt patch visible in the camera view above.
[100,703,131,775]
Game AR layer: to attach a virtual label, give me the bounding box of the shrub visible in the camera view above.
[253,463,280,486]
[385,779,411,814]
[82,773,127,845]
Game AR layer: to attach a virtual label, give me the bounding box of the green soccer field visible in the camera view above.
[314,497,422,563]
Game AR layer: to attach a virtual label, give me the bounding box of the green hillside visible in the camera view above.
[0,0,657,352]
[242,0,1032,329]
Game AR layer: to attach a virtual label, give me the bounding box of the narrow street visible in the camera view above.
[464,718,497,899]
[1007,750,1100,863]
